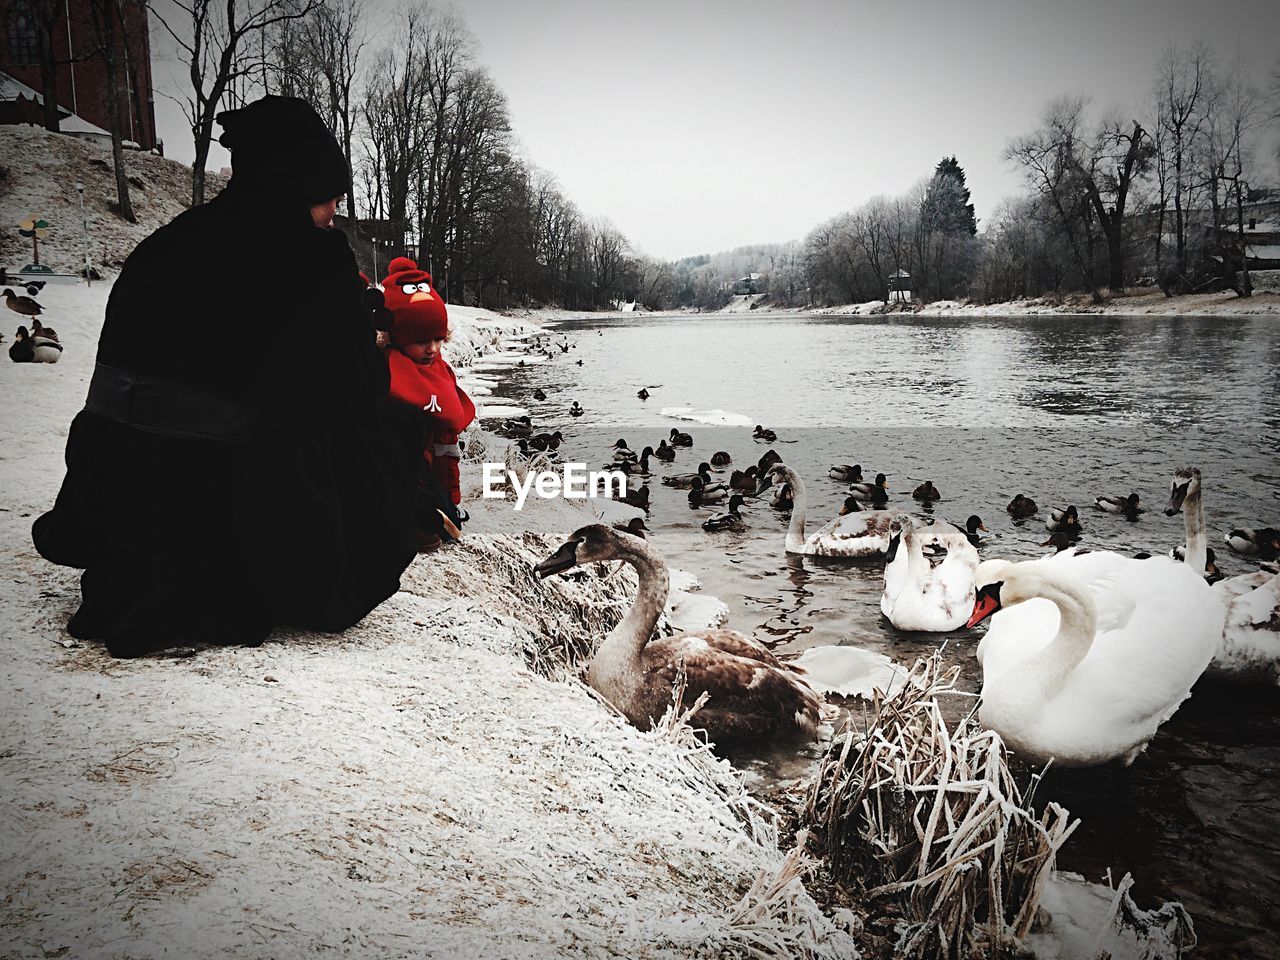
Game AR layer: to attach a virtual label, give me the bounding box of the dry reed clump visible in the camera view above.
[804,651,1078,959]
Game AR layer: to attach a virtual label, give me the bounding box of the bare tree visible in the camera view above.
[152,0,320,205]
[1007,96,1150,300]
[86,0,142,221]
[1153,42,1212,286]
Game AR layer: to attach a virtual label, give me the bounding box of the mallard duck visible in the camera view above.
[710,451,732,467]
[31,318,57,342]
[503,416,533,437]
[637,388,650,400]
[702,495,747,531]
[757,450,781,472]
[964,550,1222,766]
[616,485,650,510]
[9,325,60,363]
[1040,531,1080,553]
[758,464,907,557]
[611,439,638,463]
[532,388,547,401]
[1096,492,1143,518]
[534,525,820,744]
[829,464,863,483]
[1007,494,1038,519]
[669,428,693,447]
[729,467,758,492]
[848,473,889,505]
[698,468,727,496]
[688,476,727,506]
[662,461,713,488]
[771,482,795,511]
[912,480,941,502]
[615,448,654,475]
[1225,527,1280,561]
[4,288,42,317]
[653,439,676,462]
[837,496,862,516]
[569,401,584,417]
[613,516,649,539]
[950,515,988,547]
[527,430,564,452]
[753,425,777,442]
[1046,505,1082,533]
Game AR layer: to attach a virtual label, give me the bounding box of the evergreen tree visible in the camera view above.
[921,157,978,237]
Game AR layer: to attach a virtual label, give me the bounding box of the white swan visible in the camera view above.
[1166,466,1280,684]
[966,550,1222,766]
[879,519,979,631]
[759,464,907,557]
[535,524,820,743]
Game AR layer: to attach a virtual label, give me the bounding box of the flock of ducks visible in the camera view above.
[6,288,60,364]
[522,420,1277,765]
[511,333,1278,766]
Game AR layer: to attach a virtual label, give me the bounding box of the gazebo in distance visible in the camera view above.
[888,269,913,303]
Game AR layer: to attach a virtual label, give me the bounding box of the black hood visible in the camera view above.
[217,96,349,208]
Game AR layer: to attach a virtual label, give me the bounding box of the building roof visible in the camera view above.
[0,69,113,139]
[0,70,67,112]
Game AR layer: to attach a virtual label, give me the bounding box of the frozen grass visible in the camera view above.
[804,652,1078,959]
[0,278,860,959]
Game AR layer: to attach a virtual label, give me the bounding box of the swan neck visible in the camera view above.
[904,526,928,579]
[1026,571,1097,694]
[784,468,807,550]
[592,538,669,683]
[1183,487,1207,574]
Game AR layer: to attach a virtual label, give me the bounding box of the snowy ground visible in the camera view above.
[0,280,861,959]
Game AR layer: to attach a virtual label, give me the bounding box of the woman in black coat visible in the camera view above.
[33,96,424,658]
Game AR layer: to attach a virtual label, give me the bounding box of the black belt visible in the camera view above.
[85,363,255,443]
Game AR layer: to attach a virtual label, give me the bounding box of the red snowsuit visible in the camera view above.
[385,347,475,504]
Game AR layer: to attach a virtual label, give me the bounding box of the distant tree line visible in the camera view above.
[670,44,1280,309]
[147,10,1280,308]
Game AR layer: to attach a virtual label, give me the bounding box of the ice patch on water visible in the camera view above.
[478,404,528,419]
[661,407,754,427]
[793,645,905,699]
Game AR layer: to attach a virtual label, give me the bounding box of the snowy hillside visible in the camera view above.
[0,125,227,273]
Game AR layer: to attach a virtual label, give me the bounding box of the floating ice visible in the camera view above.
[660,407,754,427]
[793,645,905,699]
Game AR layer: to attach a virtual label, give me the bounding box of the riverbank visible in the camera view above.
[0,280,863,959]
[507,273,1280,322]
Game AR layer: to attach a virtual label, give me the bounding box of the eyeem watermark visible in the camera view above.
[482,463,627,510]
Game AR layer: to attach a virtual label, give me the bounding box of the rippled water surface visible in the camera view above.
[490,312,1279,957]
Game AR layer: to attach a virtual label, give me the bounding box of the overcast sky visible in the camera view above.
[153,0,1280,260]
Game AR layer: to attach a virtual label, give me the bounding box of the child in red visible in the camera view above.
[381,257,476,551]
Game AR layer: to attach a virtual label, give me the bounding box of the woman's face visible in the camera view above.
[310,196,342,229]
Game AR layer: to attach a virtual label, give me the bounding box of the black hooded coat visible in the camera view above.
[32,97,424,657]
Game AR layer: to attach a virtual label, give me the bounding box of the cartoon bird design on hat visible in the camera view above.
[381,257,449,348]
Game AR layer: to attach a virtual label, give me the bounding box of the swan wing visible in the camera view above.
[643,630,820,735]
[1054,557,1222,727]
[805,509,905,556]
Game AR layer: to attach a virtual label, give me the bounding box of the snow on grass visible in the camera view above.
[0,278,858,959]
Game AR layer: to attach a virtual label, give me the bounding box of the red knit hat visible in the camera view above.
[381,257,448,346]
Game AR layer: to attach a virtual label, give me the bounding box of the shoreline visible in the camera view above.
[0,280,861,958]
[502,280,1280,323]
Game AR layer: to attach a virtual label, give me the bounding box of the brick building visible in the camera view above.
[0,0,157,151]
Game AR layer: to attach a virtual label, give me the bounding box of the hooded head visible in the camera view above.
[381,257,449,347]
[216,96,349,208]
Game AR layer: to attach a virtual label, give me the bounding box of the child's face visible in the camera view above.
[401,338,445,365]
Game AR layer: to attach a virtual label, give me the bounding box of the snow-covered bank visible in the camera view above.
[0,280,857,958]
[500,273,1280,323]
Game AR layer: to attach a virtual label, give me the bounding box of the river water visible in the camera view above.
[490,312,1279,957]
